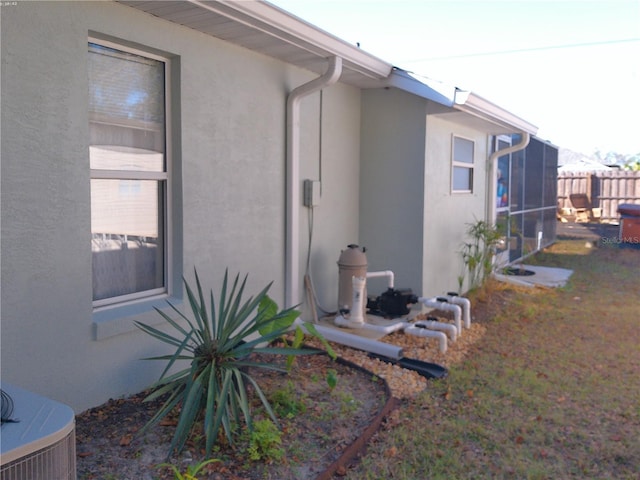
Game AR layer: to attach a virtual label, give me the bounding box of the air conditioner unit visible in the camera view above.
[0,382,76,480]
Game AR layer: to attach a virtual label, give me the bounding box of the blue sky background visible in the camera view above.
[270,0,640,156]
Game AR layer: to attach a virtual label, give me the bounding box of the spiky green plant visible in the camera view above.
[135,268,321,458]
[459,219,503,291]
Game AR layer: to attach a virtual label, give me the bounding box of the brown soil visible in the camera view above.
[76,315,488,480]
[76,352,388,480]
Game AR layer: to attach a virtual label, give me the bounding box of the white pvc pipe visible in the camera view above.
[285,56,342,308]
[349,276,366,325]
[446,293,471,329]
[301,321,404,359]
[404,324,448,354]
[366,270,395,289]
[419,296,462,338]
[415,319,457,342]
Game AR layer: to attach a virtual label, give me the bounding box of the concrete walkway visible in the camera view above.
[556,221,619,242]
[493,264,574,288]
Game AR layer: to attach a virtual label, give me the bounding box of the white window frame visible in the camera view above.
[451,135,475,194]
[89,37,173,310]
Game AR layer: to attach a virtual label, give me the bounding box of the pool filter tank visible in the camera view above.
[337,244,367,317]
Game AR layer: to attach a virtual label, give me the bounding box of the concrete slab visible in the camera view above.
[493,264,573,288]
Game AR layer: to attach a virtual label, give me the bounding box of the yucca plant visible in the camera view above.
[135,268,321,458]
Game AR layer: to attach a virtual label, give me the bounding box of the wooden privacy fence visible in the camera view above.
[558,170,640,222]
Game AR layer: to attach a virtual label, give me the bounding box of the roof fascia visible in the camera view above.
[188,0,393,80]
[454,90,538,135]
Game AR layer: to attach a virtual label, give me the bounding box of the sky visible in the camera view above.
[270,0,640,156]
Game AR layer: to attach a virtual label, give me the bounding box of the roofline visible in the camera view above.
[119,0,537,134]
[190,0,393,80]
[454,90,538,135]
[385,68,456,107]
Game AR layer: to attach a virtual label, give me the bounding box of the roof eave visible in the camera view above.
[454,90,538,135]
[231,0,392,78]
[118,0,393,81]
[384,68,456,106]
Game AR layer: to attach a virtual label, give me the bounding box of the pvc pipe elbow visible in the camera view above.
[447,295,471,329]
[366,270,395,289]
[404,325,448,354]
[419,297,463,337]
[416,320,458,342]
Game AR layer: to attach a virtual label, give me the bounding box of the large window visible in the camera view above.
[89,41,169,307]
[452,136,474,193]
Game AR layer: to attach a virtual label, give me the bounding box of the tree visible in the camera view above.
[593,149,640,170]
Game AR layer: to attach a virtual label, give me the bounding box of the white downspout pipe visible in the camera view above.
[488,133,530,227]
[286,56,343,308]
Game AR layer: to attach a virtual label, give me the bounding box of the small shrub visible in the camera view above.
[158,458,219,480]
[247,419,284,462]
[269,380,307,418]
[326,369,338,390]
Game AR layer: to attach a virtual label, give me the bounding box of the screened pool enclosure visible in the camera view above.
[495,135,558,264]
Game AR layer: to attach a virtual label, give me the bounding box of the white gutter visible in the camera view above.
[183,0,391,79]
[454,90,538,135]
[487,133,531,226]
[286,56,342,308]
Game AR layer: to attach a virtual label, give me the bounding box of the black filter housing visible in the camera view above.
[367,288,418,317]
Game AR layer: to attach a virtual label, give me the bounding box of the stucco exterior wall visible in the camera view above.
[423,114,490,296]
[360,90,490,298]
[359,88,427,295]
[297,88,362,312]
[1,1,360,411]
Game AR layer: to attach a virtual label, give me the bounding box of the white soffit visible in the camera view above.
[116,0,393,86]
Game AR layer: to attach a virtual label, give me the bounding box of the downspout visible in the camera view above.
[488,132,530,226]
[286,56,342,308]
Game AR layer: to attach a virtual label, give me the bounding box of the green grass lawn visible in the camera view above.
[346,240,640,479]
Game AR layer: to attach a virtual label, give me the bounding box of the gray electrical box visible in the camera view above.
[303,179,321,207]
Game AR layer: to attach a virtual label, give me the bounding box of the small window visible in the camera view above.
[89,41,169,307]
[452,136,474,193]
